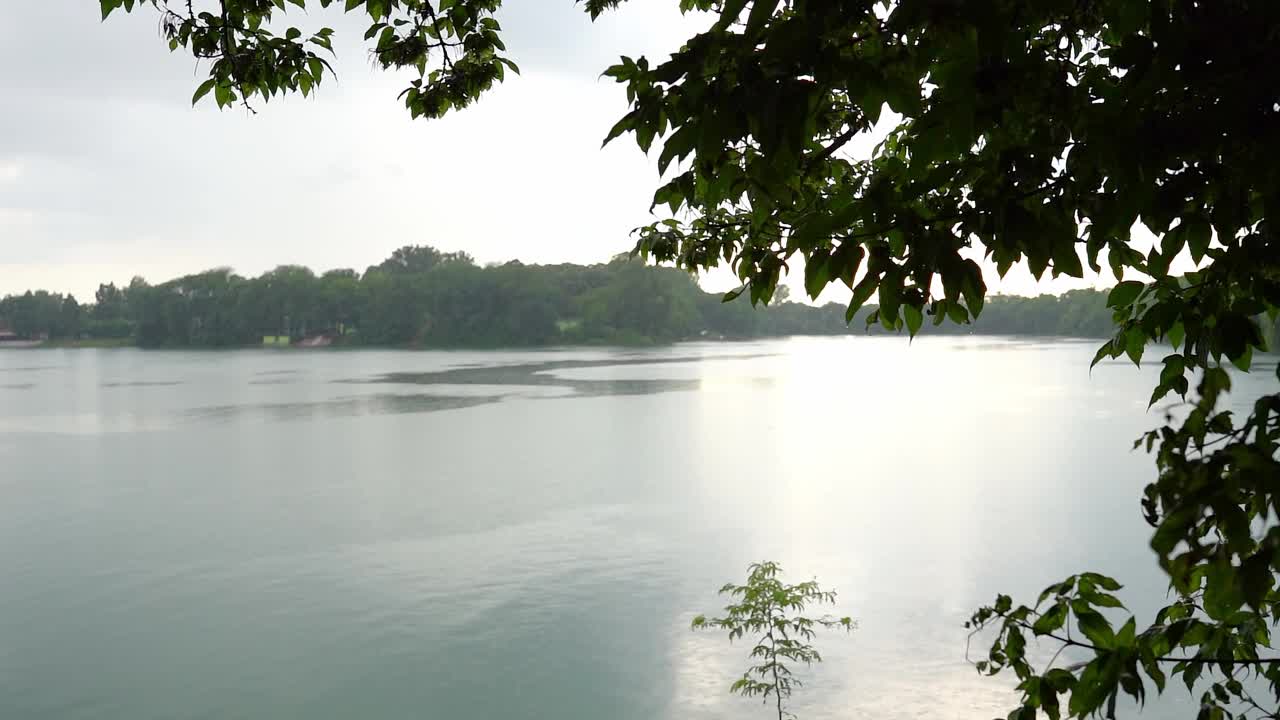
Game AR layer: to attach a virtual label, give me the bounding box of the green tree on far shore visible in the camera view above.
[0,246,1120,348]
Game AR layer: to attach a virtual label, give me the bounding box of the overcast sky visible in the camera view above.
[0,1,1112,301]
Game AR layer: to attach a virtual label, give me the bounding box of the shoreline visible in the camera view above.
[0,333,1116,352]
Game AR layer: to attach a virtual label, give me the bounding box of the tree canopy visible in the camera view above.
[100,1,1280,718]
[0,247,1122,347]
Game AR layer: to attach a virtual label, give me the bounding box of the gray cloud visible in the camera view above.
[0,1,1104,302]
[0,1,705,298]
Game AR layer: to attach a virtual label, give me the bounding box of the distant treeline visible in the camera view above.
[0,245,1236,348]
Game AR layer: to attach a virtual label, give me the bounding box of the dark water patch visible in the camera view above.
[562,378,702,398]
[0,366,61,373]
[102,381,184,388]
[353,353,772,400]
[248,378,299,385]
[0,383,35,390]
[253,369,300,376]
[186,393,504,424]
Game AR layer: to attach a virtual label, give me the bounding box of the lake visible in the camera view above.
[0,337,1273,720]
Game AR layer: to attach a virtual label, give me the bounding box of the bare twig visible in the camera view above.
[423,2,453,70]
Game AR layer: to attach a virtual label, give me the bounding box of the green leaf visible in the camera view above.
[1146,246,1171,277]
[1074,608,1115,649]
[1115,617,1137,647]
[1091,340,1114,369]
[1161,224,1187,258]
[904,304,922,337]
[192,78,218,106]
[745,0,779,35]
[1124,327,1146,366]
[716,0,749,29]
[1053,243,1084,278]
[1230,344,1252,372]
[847,272,878,318]
[1241,554,1273,609]
[878,269,903,324]
[1107,281,1144,309]
[1032,603,1067,634]
[601,114,633,148]
[1203,558,1244,620]
[960,260,985,316]
[1045,668,1076,692]
[1068,661,1107,716]
[789,206,859,252]
[1150,354,1187,406]
[1186,218,1211,263]
[804,254,830,299]
[657,126,695,175]
[1082,573,1122,592]
[213,82,233,108]
[1083,591,1125,609]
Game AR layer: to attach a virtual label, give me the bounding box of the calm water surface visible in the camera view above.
[1,337,1274,719]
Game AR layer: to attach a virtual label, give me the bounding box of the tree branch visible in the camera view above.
[807,126,860,168]
[216,0,256,114]
[1013,619,1280,666]
[423,3,453,70]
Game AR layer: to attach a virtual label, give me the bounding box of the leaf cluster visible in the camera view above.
[692,562,854,719]
[101,0,517,116]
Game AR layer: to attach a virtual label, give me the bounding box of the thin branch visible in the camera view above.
[1044,641,1070,673]
[373,38,465,54]
[1239,688,1280,719]
[1014,619,1280,666]
[216,0,256,114]
[423,3,453,70]
[835,174,1067,244]
[807,126,860,168]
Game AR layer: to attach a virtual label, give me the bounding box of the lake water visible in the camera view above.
[0,337,1274,720]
